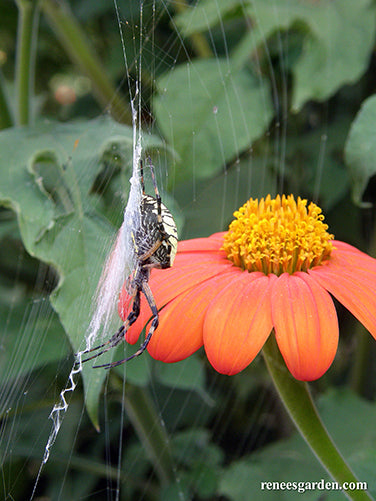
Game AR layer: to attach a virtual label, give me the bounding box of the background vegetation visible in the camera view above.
[1,0,376,499]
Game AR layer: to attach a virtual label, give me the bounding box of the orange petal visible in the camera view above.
[178,232,225,252]
[271,272,338,381]
[147,270,240,362]
[333,239,376,260]
[148,251,233,306]
[331,241,376,278]
[309,245,376,339]
[204,273,274,375]
[119,250,234,345]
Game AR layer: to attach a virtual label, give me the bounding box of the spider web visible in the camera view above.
[33,1,277,495]
[1,0,373,500]
[29,3,149,497]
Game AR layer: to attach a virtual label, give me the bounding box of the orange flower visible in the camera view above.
[118,195,376,381]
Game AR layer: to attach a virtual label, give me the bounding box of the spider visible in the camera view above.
[80,158,178,369]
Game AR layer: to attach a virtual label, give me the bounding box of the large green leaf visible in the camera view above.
[0,117,168,426]
[287,0,376,110]
[176,0,376,111]
[344,94,376,207]
[153,58,273,183]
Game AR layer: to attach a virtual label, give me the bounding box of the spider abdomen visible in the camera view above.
[135,194,178,269]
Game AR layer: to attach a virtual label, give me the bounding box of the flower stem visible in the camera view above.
[15,0,39,125]
[172,0,213,59]
[40,0,131,124]
[0,69,14,129]
[122,383,175,486]
[262,334,374,501]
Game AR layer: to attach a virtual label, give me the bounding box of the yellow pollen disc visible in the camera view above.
[222,194,334,275]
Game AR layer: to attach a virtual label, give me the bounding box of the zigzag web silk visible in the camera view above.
[30,3,144,498]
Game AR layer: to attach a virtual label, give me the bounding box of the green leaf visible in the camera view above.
[0,299,69,383]
[289,0,376,110]
[155,354,205,392]
[344,94,376,207]
[177,0,376,111]
[189,462,219,498]
[0,116,168,426]
[171,429,224,467]
[153,58,273,183]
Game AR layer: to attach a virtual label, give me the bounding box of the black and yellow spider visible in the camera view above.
[81,158,178,369]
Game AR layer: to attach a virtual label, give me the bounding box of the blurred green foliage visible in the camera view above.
[1,0,376,499]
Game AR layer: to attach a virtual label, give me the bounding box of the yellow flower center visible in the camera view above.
[222,194,334,275]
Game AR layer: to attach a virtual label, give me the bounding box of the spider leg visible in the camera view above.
[79,289,141,365]
[93,281,159,369]
[140,158,146,195]
[147,156,161,210]
[138,239,163,262]
[78,325,125,364]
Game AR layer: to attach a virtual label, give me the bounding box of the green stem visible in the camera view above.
[262,334,374,501]
[172,0,213,59]
[120,382,175,486]
[40,0,131,124]
[0,69,14,129]
[15,0,39,125]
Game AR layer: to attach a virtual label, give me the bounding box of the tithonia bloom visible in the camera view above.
[118,194,376,381]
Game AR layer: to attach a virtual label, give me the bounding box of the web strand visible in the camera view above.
[30,2,144,497]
